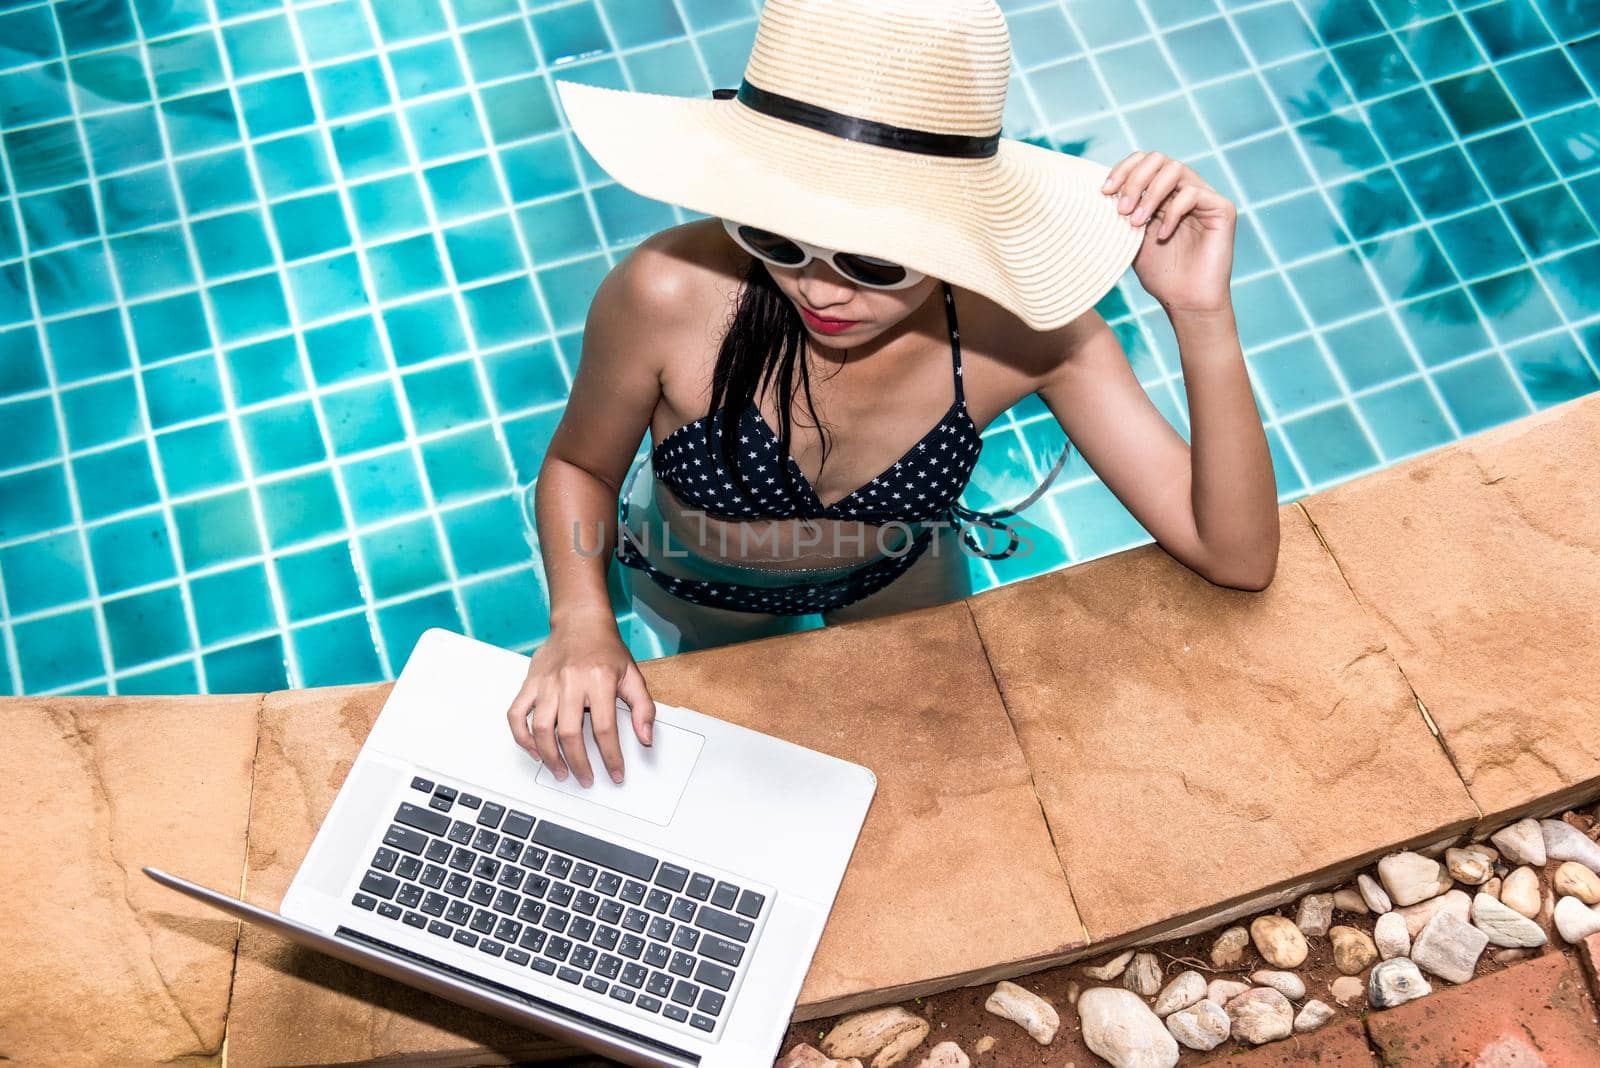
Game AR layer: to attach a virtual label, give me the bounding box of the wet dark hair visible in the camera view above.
[699,257,830,514]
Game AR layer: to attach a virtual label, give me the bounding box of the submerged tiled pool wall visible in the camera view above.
[1,0,1598,696]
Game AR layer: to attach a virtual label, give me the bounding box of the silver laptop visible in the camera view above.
[144,627,877,1067]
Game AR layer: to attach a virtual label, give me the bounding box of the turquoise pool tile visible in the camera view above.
[1232,2,1318,64]
[1433,69,1521,138]
[0,395,60,470]
[294,0,375,63]
[625,40,710,97]
[368,233,447,301]
[1397,288,1493,368]
[1256,191,1347,261]
[462,22,537,83]
[423,155,504,223]
[373,0,447,43]
[405,94,486,161]
[1503,333,1600,410]
[304,315,386,384]
[516,194,600,263]
[481,76,561,144]
[110,228,197,299]
[203,634,288,691]
[500,135,580,203]
[463,276,545,348]
[1052,479,1149,561]
[331,114,410,180]
[118,659,200,695]
[88,511,177,594]
[67,48,151,115]
[1361,227,1455,302]
[0,63,72,128]
[1397,14,1484,80]
[501,406,560,482]
[384,295,467,364]
[349,173,431,240]
[1434,352,1534,435]
[482,339,568,413]
[403,360,487,436]
[1471,269,1562,343]
[45,309,131,384]
[1467,126,1557,199]
[0,465,69,540]
[1280,403,1382,487]
[271,191,353,260]
[31,244,115,317]
[0,7,59,68]
[292,612,382,685]
[323,379,407,454]
[57,0,137,51]
[534,257,605,332]
[1329,169,1419,245]
[360,516,448,599]
[1226,132,1312,204]
[1331,33,1418,100]
[342,447,428,525]
[129,291,212,362]
[190,562,276,644]
[391,38,464,98]
[142,354,225,429]
[1324,312,1416,392]
[4,122,88,193]
[241,400,326,475]
[172,488,260,568]
[461,567,546,648]
[208,273,291,342]
[255,131,335,199]
[191,209,275,279]
[531,1,609,65]
[0,327,47,397]
[73,442,161,522]
[1463,0,1552,60]
[444,214,522,283]
[13,608,102,692]
[1531,105,1600,177]
[133,0,210,36]
[276,541,364,621]
[1162,17,1248,84]
[287,252,370,321]
[238,72,317,138]
[1193,73,1282,144]
[1395,146,1491,217]
[0,203,18,261]
[223,13,300,78]
[420,425,511,503]
[442,493,530,577]
[1499,49,1588,117]
[694,23,755,86]
[313,55,391,120]
[174,149,255,214]
[225,335,306,404]
[1356,375,1459,460]
[450,0,518,25]
[1505,186,1596,257]
[258,469,343,547]
[149,31,225,99]
[19,182,95,250]
[61,376,144,451]
[103,585,189,670]
[590,183,676,247]
[1543,246,1600,322]
[1286,250,1383,326]
[1,533,90,617]
[161,90,243,155]
[678,0,754,33]
[377,591,462,668]
[156,420,243,494]
[84,107,165,175]
[0,264,24,327]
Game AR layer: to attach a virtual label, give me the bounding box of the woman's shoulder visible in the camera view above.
[598,218,743,329]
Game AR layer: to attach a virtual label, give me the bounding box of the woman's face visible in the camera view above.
[765,256,942,349]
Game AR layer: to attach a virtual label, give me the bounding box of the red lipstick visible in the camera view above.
[800,306,858,334]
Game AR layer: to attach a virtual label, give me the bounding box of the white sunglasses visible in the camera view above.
[720,218,927,290]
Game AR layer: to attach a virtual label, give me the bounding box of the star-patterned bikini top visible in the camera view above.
[649,281,984,529]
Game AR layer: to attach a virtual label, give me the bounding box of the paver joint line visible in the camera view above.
[1294,501,1483,823]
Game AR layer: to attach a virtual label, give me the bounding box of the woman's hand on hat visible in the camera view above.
[1101,150,1236,316]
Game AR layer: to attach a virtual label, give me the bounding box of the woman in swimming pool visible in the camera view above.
[506,0,1278,788]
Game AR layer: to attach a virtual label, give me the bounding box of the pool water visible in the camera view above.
[1,0,1597,695]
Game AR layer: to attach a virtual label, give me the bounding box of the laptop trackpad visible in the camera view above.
[533,718,704,827]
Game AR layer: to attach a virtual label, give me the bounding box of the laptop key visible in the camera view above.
[396,856,422,881]
[736,889,766,918]
[668,951,696,978]
[402,911,427,929]
[696,905,754,944]
[448,848,474,872]
[697,989,725,1016]
[644,943,670,969]
[410,776,434,793]
[361,870,400,899]
[686,873,714,900]
[545,855,572,880]
[453,930,478,948]
[351,892,378,911]
[670,926,699,951]
[421,864,446,889]
[495,839,522,862]
[521,846,548,870]
[502,810,535,839]
[647,917,674,942]
[690,1013,715,1032]
[646,971,673,997]
[428,795,452,813]
[473,856,500,880]
[637,995,662,1013]
[478,939,505,958]
[497,864,524,888]
[699,934,744,967]
[470,909,497,934]
[531,820,655,880]
[583,975,608,995]
[596,872,623,897]
[447,821,475,845]
[620,880,646,905]
[547,883,575,907]
[663,1004,690,1023]
[493,889,519,915]
[710,882,739,910]
[459,793,482,809]
[495,918,522,943]
[573,891,600,916]
[621,962,648,988]
[518,899,546,924]
[598,900,625,924]
[425,839,452,863]
[568,918,596,943]
[397,884,423,908]
[428,920,452,938]
[506,947,530,965]
[572,862,598,887]
[478,802,506,828]
[619,934,645,960]
[654,863,690,892]
[557,967,582,984]
[610,986,635,1004]
[383,825,427,856]
[472,829,499,853]
[669,897,697,922]
[541,908,571,933]
[378,901,403,919]
[546,935,572,961]
[644,888,672,914]
[594,925,621,950]
[622,908,648,933]
[394,803,450,836]
[531,958,556,975]
[371,847,399,872]
[694,959,735,992]
[421,892,448,917]
[523,874,550,898]
[596,953,623,979]
[519,929,547,953]
[571,945,597,971]
[469,881,496,906]
[433,784,458,803]
[444,873,472,898]
[446,901,472,925]
[670,979,697,1006]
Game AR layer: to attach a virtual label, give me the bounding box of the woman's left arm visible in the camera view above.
[1034,151,1279,590]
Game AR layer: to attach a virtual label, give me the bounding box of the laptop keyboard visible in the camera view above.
[348,773,770,1040]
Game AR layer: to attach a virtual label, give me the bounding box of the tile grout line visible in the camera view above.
[1293,499,1483,822]
[960,596,1093,949]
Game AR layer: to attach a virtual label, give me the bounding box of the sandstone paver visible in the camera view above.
[1201,1019,1376,1066]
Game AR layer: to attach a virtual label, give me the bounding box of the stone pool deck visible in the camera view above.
[4,391,1598,1066]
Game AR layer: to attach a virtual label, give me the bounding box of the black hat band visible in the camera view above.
[712,80,1000,160]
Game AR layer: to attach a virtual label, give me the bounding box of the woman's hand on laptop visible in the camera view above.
[505,609,656,788]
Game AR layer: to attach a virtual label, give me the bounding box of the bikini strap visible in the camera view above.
[941,280,964,407]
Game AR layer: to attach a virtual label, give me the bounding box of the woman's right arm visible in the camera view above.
[505,238,692,788]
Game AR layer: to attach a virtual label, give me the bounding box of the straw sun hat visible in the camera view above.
[553,0,1147,332]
